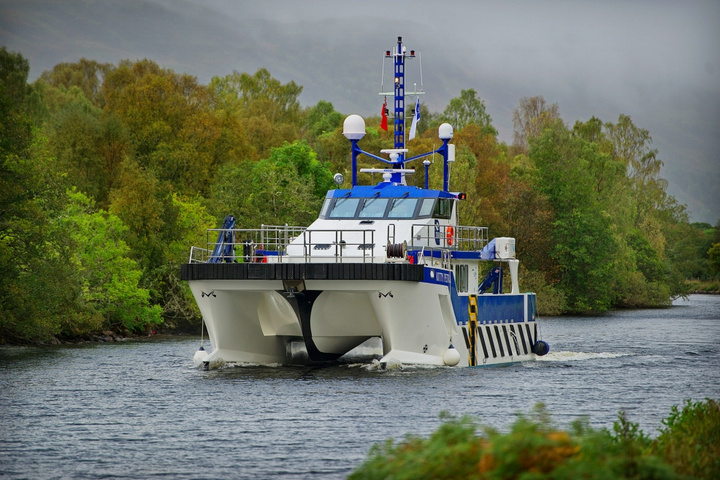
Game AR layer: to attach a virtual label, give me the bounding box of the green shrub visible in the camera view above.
[652,399,720,479]
[348,412,485,480]
[349,401,720,480]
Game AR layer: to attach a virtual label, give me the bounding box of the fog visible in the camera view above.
[2,0,718,222]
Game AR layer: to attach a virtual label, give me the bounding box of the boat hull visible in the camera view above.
[182,263,540,367]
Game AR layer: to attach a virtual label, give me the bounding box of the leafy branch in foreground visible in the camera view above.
[349,399,719,480]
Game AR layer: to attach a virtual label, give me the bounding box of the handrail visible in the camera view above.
[409,224,488,251]
[188,223,489,265]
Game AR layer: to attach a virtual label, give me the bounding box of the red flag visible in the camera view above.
[380,97,388,131]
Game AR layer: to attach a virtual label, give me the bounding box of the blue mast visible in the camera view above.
[393,36,407,154]
[343,37,454,191]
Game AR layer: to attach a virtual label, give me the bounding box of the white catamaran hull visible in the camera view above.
[187,272,541,368]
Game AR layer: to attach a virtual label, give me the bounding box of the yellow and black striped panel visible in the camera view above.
[468,295,478,366]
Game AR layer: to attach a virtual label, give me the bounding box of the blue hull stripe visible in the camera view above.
[422,267,536,326]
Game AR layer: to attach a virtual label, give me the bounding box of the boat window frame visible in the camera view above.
[358,197,390,219]
[387,197,419,219]
[417,198,435,218]
[319,198,332,219]
[433,198,453,219]
[327,197,362,219]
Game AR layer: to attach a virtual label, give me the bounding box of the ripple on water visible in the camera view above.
[1,296,719,479]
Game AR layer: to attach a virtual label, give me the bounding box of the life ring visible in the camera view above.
[446,225,454,246]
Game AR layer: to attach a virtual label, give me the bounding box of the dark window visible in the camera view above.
[433,198,452,219]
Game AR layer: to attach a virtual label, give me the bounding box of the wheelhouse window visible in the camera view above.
[319,198,332,218]
[328,197,360,218]
[417,198,435,218]
[433,198,453,219]
[387,198,418,218]
[325,195,451,220]
[358,197,389,218]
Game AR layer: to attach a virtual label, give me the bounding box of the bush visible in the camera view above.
[350,400,720,480]
[652,399,720,479]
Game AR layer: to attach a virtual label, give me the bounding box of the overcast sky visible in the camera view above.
[2,0,718,222]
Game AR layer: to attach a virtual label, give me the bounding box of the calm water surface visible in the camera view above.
[1,295,718,479]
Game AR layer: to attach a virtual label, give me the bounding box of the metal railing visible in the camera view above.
[189,224,378,264]
[189,224,306,264]
[409,224,489,269]
[301,229,376,263]
[409,224,488,251]
[188,223,489,266]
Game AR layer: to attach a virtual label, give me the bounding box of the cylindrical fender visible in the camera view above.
[532,340,550,356]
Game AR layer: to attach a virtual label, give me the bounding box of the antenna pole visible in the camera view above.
[393,36,405,157]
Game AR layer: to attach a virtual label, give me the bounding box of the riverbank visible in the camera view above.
[0,330,196,347]
[686,279,720,294]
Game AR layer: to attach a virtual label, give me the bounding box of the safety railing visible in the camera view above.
[408,224,489,269]
[409,224,488,251]
[301,229,377,263]
[188,223,489,265]
[189,224,306,264]
[189,225,379,264]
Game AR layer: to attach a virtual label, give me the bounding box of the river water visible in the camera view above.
[1,295,718,479]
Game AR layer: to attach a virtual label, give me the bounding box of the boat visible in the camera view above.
[181,36,549,368]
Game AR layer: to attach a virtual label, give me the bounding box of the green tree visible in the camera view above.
[0,48,79,343]
[63,189,162,332]
[530,122,618,312]
[162,194,215,323]
[652,399,720,479]
[709,243,720,276]
[512,95,561,152]
[209,68,303,160]
[39,58,112,108]
[306,100,342,137]
[211,141,332,227]
[441,88,496,135]
[103,59,223,195]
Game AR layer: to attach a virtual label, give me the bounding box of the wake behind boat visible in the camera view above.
[181,36,549,368]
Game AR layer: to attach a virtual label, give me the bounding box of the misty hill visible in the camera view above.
[1,0,718,223]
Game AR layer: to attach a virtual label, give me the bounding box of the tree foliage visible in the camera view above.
[350,401,720,480]
[210,140,333,227]
[63,189,163,332]
[441,88,497,135]
[512,95,560,151]
[0,47,714,342]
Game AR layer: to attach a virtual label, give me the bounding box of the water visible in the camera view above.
[1,295,718,479]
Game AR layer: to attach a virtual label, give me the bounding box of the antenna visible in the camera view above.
[347,37,454,191]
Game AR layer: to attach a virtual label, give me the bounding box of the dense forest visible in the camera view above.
[1,46,718,344]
